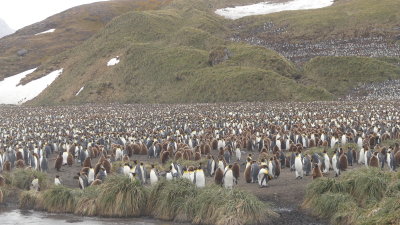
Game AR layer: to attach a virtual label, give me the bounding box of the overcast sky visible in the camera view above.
[0,0,109,30]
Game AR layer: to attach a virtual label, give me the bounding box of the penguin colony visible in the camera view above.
[0,101,400,192]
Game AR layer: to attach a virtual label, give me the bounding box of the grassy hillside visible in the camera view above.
[0,0,171,81]
[27,0,333,105]
[234,0,400,41]
[16,0,400,105]
[303,56,400,96]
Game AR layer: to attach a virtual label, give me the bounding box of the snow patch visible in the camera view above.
[35,28,56,35]
[107,56,120,66]
[0,68,63,105]
[75,86,85,96]
[215,0,334,20]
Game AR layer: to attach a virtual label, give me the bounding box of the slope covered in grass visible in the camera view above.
[303,56,400,96]
[28,0,333,105]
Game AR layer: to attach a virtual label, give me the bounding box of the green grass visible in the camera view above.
[303,56,400,96]
[96,175,147,217]
[303,168,400,225]
[41,186,77,213]
[11,169,49,191]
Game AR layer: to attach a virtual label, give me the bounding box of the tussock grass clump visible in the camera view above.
[41,186,77,213]
[19,190,42,209]
[0,188,3,204]
[193,185,275,225]
[12,169,49,190]
[74,186,99,216]
[147,178,197,221]
[304,168,400,225]
[96,175,147,217]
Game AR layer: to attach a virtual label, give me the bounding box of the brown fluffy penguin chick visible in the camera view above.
[16,159,25,169]
[312,163,323,179]
[0,189,3,204]
[232,163,240,181]
[91,179,102,186]
[339,154,348,171]
[212,140,218,150]
[140,144,148,155]
[102,160,111,174]
[204,144,211,155]
[273,156,281,177]
[67,153,74,166]
[194,152,201,161]
[122,155,130,162]
[94,163,102,176]
[161,151,170,164]
[0,175,5,186]
[3,161,11,172]
[394,151,400,167]
[16,151,23,161]
[214,168,224,186]
[133,144,141,155]
[369,152,379,168]
[83,157,92,168]
[55,154,63,171]
[174,151,183,161]
[219,147,224,156]
[244,164,252,183]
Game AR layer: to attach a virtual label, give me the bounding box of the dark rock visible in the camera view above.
[208,47,232,66]
[17,49,28,57]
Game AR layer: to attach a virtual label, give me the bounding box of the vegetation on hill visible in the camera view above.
[0,0,172,81]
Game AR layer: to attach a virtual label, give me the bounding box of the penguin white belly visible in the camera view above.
[166,172,173,181]
[62,152,68,165]
[218,161,224,171]
[195,171,205,188]
[189,172,195,183]
[268,162,274,177]
[235,148,241,161]
[332,156,339,175]
[357,138,363,149]
[211,161,216,175]
[150,170,158,185]
[323,155,330,173]
[54,178,61,186]
[341,135,347,145]
[182,172,190,180]
[358,149,365,164]
[364,152,369,167]
[258,169,268,187]
[295,157,303,178]
[223,170,234,189]
[123,166,130,176]
[88,169,95,184]
[116,149,123,161]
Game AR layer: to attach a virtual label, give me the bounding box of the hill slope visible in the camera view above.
[3,0,399,105]
[0,0,171,81]
[27,0,333,105]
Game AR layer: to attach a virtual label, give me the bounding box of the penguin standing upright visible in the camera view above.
[31,176,40,191]
[244,160,252,183]
[387,150,395,171]
[223,165,234,189]
[214,167,224,186]
[323,150,330,174]
[54,175,62,186]
[250,161,260,183]
[62,151,69,165]
[302,154,311,176]
[55,153,62,171]
[365,149,372,167]
[339,152,348,171]
[232,162,240,184]
[207,155,216,177]
[332,151,340,177]
[88,167,95,185]
[312,163,323,179]
[40,155,48,173]
[235,147,241,161]
[369,152,379,168]
[294,153,303,179]
[358,148,365,165]
[195,167,205,188]
[258,165,270,188]
[123,163,131,176]
[150,165,158,185]
[166,166,174,181]
[347,148,354,166]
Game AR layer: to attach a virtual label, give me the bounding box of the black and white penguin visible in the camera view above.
[322,150,330,174]
[258,165,270,188]
[206,155,216,177]
[387,150,396,171]
[223,165,234,189]
[54,175,62,186]
[195,166,205,188]
[303,154,311,176]
[294,153,303,179]
[250,161,260,183]
[40,155,48,173]
[332,150,340,177]
[150,164,158,185]
[358,147,365,165]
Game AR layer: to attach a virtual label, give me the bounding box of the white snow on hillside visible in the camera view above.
[75,86,85,96]
[107,56,120,66]
[0,68,63,105]
[215,0,334,20]
[35,29,56,35]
